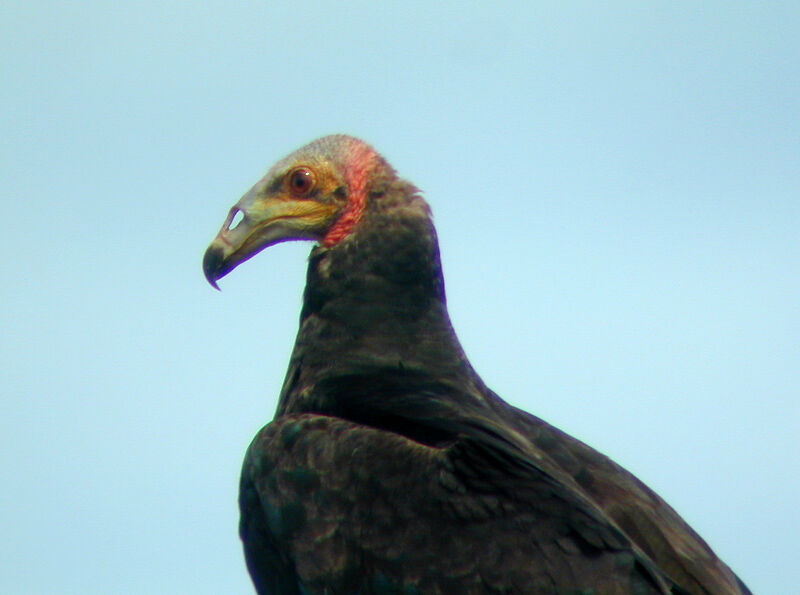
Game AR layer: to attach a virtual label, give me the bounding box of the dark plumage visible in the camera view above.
[204,135,750,595]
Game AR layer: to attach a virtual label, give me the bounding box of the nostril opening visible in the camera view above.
[227,209,244,231]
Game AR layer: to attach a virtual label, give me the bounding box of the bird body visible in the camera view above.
[204,136,750,595]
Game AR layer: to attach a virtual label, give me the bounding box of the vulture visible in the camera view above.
[203,135,751,595]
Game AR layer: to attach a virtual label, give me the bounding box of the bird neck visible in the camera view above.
[275,187,484,418]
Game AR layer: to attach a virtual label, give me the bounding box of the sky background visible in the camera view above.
[2,2,798,593]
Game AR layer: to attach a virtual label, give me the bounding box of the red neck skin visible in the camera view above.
[322,144,379,248]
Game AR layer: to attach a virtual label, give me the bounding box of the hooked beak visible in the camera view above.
[203,187,338,289]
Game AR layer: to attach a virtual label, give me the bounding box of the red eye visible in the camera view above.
[288,167,315,197]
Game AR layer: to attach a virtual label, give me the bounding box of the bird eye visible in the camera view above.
[287,167,315,197]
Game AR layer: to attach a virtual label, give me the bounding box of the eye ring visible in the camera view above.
[287,167,315,197]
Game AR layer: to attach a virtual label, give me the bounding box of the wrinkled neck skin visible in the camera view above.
[275,180,486,420]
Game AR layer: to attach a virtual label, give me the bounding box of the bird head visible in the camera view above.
[203,135,391,289]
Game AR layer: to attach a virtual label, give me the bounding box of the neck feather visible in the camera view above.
[276,185,483,416]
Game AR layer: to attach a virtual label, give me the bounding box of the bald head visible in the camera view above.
[203,135,404,287]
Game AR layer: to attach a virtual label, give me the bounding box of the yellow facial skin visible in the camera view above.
[203,160,346,289]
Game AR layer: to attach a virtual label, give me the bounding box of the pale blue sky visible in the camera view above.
[2,2,797,593]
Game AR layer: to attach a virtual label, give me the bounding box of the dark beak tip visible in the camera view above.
[203,245,226,290]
